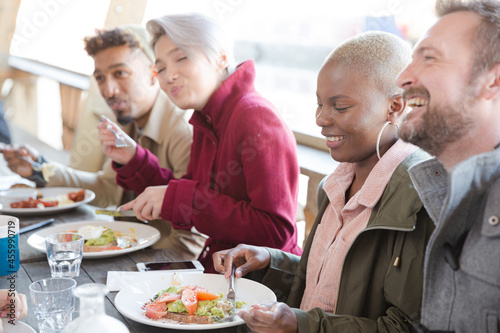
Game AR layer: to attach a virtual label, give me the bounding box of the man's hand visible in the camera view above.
[97,116,137,165]
[120,185,168,221]
[1,145,39,178]
[239,302,298,333]
[213,244,271,279]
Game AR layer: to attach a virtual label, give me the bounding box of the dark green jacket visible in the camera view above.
[259,149,434,332]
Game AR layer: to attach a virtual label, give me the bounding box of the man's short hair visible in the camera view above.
[436,0,500,78]
[326,31,412,98]
[83,25,155,63]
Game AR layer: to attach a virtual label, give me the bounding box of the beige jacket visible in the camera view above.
[47,90,207,259]
[69,77,114,173]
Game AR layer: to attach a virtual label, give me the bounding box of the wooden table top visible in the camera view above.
[0,205,249,333]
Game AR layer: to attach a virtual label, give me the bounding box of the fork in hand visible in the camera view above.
[106,124,131,148]
[99,115,131,148]
[19,155,43,172]
[0,144,43,171]
[218,266,237,323]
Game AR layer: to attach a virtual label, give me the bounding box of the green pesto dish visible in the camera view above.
[84,228,116,246]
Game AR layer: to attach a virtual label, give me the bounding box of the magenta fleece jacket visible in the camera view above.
[113,60,302,271]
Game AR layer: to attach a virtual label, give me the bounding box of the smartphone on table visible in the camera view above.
[136,260,204,272]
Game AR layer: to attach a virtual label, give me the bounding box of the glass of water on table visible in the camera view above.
[29,277,77,333]
[45,232,84,278]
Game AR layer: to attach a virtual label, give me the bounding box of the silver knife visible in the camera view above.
[19,218,54,234]
[95,209,137,217]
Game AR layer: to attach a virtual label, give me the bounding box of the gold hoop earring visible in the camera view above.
[376,121,400,160]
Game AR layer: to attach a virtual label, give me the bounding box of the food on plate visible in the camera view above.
[41,163,56,182]
[144,284,241,324]
[77,225,137,252]
[9,183,34,189]
[9,189,86,209]
[68,189,86,202]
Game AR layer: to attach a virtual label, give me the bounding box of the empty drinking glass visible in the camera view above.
[45,233,84,278]
[29,277,77,333]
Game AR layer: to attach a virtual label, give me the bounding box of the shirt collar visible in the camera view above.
[140,91,172,144]
[357,140,418,207]
[323,140,418,209]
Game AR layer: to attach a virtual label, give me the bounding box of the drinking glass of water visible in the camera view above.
[29,277,77,333]
[45,233,84,278]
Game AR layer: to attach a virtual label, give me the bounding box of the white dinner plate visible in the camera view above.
[1,318,36,333]
[115,273,277,330]
[27,220,160,259]
[0,187,95,215]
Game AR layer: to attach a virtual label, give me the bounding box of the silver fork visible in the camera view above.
[0,144,43,172]
[218,266,237,323]
[19,155,43,172]
[106,124,131,148]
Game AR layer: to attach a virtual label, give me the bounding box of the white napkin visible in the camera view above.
[106,271,203,291]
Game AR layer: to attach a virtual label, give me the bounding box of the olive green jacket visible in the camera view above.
[260,149,434,333]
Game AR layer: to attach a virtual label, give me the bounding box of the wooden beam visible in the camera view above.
[105,0,148,28]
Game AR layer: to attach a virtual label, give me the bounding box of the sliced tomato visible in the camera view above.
[145,302,167,319]
[181,288,198,315]
[196,287,219,301]
[157,292,181,304]
[39,200,58,207]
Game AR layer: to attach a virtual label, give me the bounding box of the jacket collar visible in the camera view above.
[194,60,256,135]
[357,140,418,208]
[319,149,431,231]
[409,147,500,224]
[366,148,432,231]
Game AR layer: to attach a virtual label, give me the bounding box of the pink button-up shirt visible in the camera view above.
[300,140,418,313]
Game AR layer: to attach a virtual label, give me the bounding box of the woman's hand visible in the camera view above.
[239,302,298,333]
[120,185,168,221]
[97,116,137,165]
[1,145,38,178]
[213,244,271,278]
[0,290,28,321]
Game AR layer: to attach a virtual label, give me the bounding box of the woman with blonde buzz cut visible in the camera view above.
[214,31,435,332]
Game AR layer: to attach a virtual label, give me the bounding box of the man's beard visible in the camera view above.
[107,97,134,125]
[114,109,134,125]
[116,114,134,126]
[399,87,476,157]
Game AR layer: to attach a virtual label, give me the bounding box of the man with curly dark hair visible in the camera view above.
[3,25,207,259]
